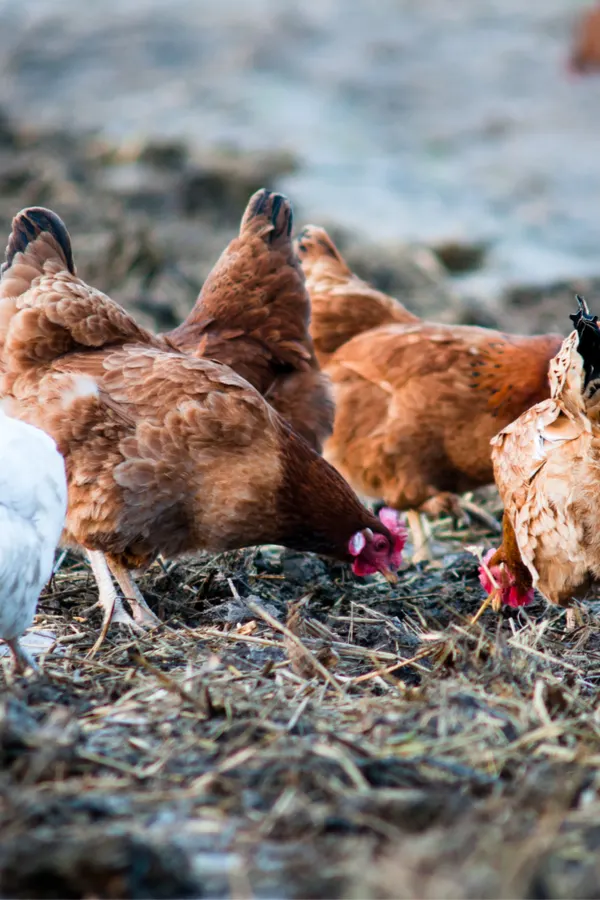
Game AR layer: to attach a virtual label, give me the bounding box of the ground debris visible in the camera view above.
[0,110,600,898]
[2,503,600,897]
[0,832,199,900]
[284,598,340,681]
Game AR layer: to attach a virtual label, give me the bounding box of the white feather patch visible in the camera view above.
[60,374,99,408]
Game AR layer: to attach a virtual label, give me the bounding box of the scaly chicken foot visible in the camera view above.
[565,605,584,632]
[5,638,39,674]
[106,559,161,627]
[410,492,469,562]
[86,551,145,657]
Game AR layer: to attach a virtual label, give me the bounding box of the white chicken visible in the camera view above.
[0,407,67,672]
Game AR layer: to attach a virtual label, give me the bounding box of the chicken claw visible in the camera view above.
[565,606,584,632]
[106,559,161,627]
[419,492,463,520]
[409,493,466,563]
[5,638,39,674]
[86,551,145,657]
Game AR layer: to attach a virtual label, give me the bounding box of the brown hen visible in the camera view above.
[569,4,600,74]
[0,207,406,650]
[168,189,333,453]
[296,226,563,560]
[479,297,600,626]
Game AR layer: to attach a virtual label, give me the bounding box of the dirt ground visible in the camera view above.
[2,114,600,900]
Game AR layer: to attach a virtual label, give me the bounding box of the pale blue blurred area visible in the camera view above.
[0,0,598,290]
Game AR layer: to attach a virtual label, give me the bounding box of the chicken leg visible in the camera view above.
[565,605,584,631]
[106,558,161,627]
[406,510,433,563]
[86,550,144,657]
[5,638,38,674]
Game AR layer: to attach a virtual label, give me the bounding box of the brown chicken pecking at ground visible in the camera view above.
[167,189,333,454]
[0,207,406,653]
[478,296,600,628]
[296,225,563,561]
[569,4,600,74]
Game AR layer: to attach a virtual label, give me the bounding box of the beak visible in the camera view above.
[380,566,398,585]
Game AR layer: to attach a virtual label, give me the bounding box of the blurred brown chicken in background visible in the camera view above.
[297,225,563,561]
[569,3,600,73]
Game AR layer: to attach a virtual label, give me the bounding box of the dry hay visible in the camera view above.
[1,493,600,899]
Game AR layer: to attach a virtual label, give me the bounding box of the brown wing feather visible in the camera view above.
[9,343,281,562]
[321,322,561,513]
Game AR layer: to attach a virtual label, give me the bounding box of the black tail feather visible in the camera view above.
[570,294,600,386]
[244,188,293,243]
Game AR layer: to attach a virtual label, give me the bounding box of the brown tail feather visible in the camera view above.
[2,206,75,277]
[296,225,418,362]
[0,207,75,345]
[295,225,352,278]
[0,206,161,364]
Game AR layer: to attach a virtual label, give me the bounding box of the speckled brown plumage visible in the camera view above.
[297,225,563,516]
[168,189,333,453]
[492,314,600,607]
[0,207,398,602]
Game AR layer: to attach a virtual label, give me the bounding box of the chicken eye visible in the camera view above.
[374,537,387,551]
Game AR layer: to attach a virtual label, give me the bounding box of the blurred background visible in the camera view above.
[0,0,597,333]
